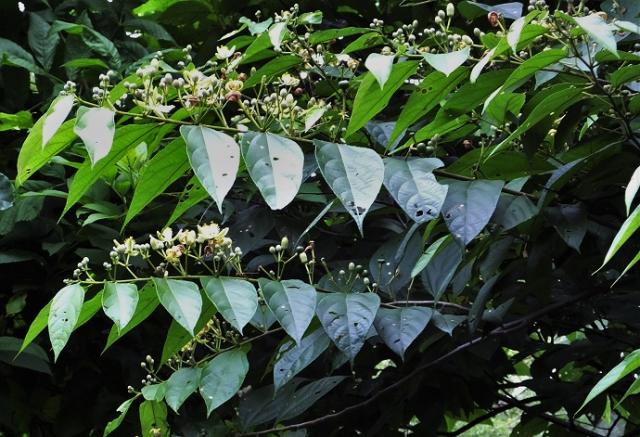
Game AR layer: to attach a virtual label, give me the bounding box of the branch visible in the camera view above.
[239,289,602,436]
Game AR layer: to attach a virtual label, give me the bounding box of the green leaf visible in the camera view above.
[63,123,155,215]
[383,157,448,223]
[364,53,394,88]
[160,296,216,364]
[431,311,466,335]
[243,55,302,88]
[610,65,640,88]
[104,397,136,436]
[42,95,75,148]
[153,278,202,335]
[299,11,323,24]
[374,307,432,359]
[314,140,384,234]
[545,203,587,252]
[601,204,640,268]
[471,48,496,84]
[165,176,209,227]
[74,106,116,166]
[77,291,105,328]
[125,137,189,227]
[165,367,202,412]
[0,110,32,132]
[241,132,304,210]
[390,68,468,144]
[102,283,139,334]
[487,86,585,159]
[316,292,380,362]
[201,277,258,334]
[442,180,504,245]
[20,301,51,353]
[420,237,464,299]
[501,48,568,91]
[259,279,316,344]
[62,58,110,69]
[507,16,526,52]
[578,349,640,413]
[411,235,451,278]
[48,283,85,361]
[344,32,384,53]
[181,126,239,213]
[139,400,169,437]
[199,348,249,415]
[17,118,76,186]
[142,383,166,402]
[493,194,538,230]
[0,336,50,374]
[277,376,346,421]
[309,27,371,45]
[625,166,640,215]
[346,61,419,137]
[574,13,617,56]
[28,13,59,71]
[104,281,159,351]
[273,327,331,391]
[423,48,470,77]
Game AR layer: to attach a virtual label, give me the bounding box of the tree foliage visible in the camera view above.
[3,0,640,436]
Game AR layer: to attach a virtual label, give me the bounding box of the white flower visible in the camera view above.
[160,227,174,242]
[177,229,197,245]
[149,235,164,250]
[215,45,236,60]
[280,73,300,87]
[311,53,325,66]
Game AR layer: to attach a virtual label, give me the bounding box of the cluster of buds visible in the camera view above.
[72,257,90,279]
[62,80,76,95]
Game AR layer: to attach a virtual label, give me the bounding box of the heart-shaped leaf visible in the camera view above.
[423,48,470,77]
[364,53,394,88]
[374,307,432,359]
[273,327,331,391]
[259,279,316,344]
[316,292,380,362]
[202,277,258,334]
[199,348,249,415]
[242,132,304,210]
[48,283,85,361]
[153,278,202,335]
[314,140,384,234]
[102,282,139,334]
[165,367,202,412]
[180,125,239,213]
[383,157,448,223]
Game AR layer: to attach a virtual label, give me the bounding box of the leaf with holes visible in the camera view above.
[181,125,239,213]
[48,283,85,361]
[259,279,316,344]
[102,282,138,334]
[153,278,202,335]
[441,180,504,245]
[241,132,303,210]
[199,347,249,415]
[202,277,258,334]
[316,292,380,362]
[383,157,448,223]
[374,307,432,359]
[314,140,384,234]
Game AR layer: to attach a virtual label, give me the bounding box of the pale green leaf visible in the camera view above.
[102,282,139,334]
[423,48,470,77]
[411,235,451,278]
[181,125,239,213]
[153,278,202,335]
[165,367,202,412]
[315,292,380,362]
[199,348,249,415]
[259,279,316,344]
[74,106,116,166]
[364,53,394,88]
[42,95,74,148]
[314,140,384,234]
[383,157,448,223]
[48,283,85,361]
[241,132,304,210]
[374,307,432,359]
[574,14,617,56]
[201,277,258,334]
[601,204,640,268]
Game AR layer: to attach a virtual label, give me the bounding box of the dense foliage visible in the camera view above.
[4,0,640,436]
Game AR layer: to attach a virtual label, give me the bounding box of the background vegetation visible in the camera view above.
[2,0,640,436]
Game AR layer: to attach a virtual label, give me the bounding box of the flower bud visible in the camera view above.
[299,252,308,264]
[446,3,455,16]
[281,236,289,249]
